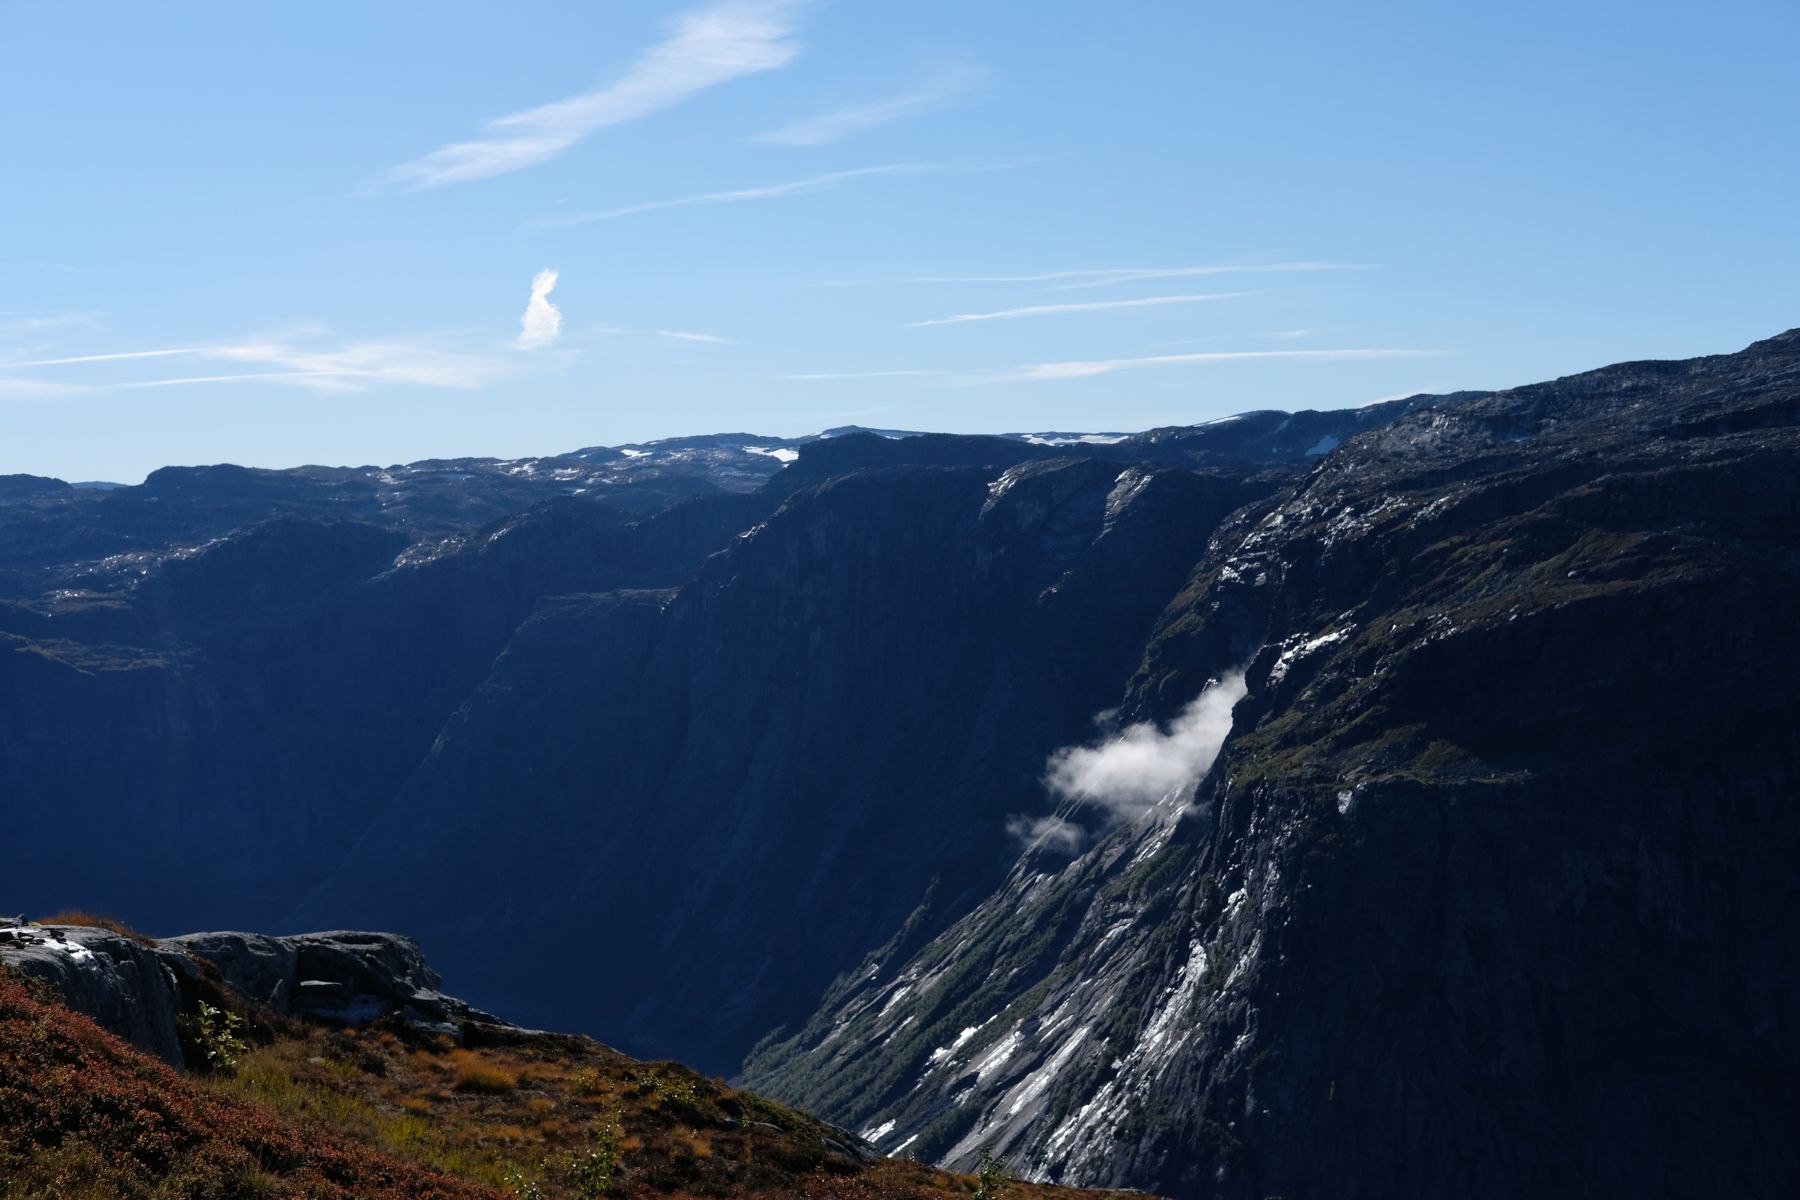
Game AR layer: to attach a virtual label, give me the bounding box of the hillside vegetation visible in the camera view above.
[0,965,1133,1200]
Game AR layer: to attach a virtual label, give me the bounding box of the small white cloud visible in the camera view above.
[1044,671,1248,821]
[755,59,986,146]
[516,269,563,349]
[908,291,1248,328]
[374,0,808,190]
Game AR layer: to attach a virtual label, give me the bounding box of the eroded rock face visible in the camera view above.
[163,930,502,1038]
[0,926,190,1064]
[745,331,1800,1198]
[0,926,506,1066]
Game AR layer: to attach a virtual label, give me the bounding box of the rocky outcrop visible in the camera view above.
[0,925,508,1067]
[165,930,507,1036]
[0,925,192,1065]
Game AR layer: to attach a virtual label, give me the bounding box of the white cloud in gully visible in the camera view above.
[1045,671,1248,821]
[1005,814,1088,856]
[908,291,1248,328]
[909,261,1365,291]
[527,163,939,229]
[755,59,986,146]
[966,347,1444,385]
[374,0,806,190]
[516,269,564,349]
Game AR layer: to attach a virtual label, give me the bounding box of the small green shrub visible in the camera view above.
[564,1113,622,1199]
[196,1002,246,1073]
[636,1070,699,1114]
[973,1147,1012,1200]
[500,1163,545,1200]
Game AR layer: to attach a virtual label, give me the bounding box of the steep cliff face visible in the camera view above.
[8,336,1795,1195]
[744,332,1800,1198]
[297,457,1267,1072]
[0,495,769,929]
[4,409,1400,1043]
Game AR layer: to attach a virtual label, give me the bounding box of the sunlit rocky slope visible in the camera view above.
[745,330,1800,1197]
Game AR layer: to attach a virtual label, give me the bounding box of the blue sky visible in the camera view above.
[2,0,1795,482]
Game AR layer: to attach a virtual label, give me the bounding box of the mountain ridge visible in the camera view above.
[4,331,1797,1197]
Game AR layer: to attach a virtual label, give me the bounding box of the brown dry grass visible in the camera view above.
[201,1019,1132,1200]
[1,963,1140,1200]
[33,909,159,946]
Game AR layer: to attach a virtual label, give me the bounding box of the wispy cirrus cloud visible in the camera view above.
[526,163,942,229]
[907,291,1249,328]
[909,261,1367,290]
[373,0,807,191]
[962,347,1445,385]
[515,269,564,349]
[5,334,516,394]
[596,323,735,344]
[0,376,91,398]
[783,368,948,381]
[11,347,198,368]
[0,310,105,340]
[755,58,986,146]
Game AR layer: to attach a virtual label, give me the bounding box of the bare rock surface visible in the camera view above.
[0,924,508,1067]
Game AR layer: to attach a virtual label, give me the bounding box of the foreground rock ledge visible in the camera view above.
[0,923,508,1066]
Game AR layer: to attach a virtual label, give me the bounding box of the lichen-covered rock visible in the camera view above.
[1,925,509,1067]
[0,926,190,1064]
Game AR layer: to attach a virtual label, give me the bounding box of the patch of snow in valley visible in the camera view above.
[1268,627,1352,685]
[744,445,800,463]
[1104,468,1154,520]
[928,1023,983,1066]
[1005,1025,1091,1117]
[1224,931,1262,988]
[1036,937,1213,1175]
[975,1029,1024,1082]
